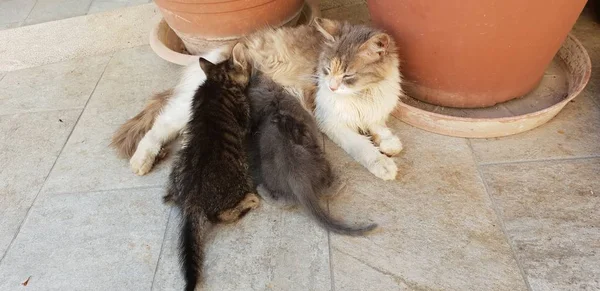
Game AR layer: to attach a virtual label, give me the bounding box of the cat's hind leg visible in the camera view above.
[129,49,229,175]
[130,95,191,175]
[369,123,403,157]
[218,193,260,222]
[257,184,297,209]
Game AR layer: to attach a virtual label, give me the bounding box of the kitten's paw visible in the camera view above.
[257,185,296,209]
[379,136,403,157]
[240,193,261,210]
[130,148,157,176]
[368,155,398,181]
[218,193,260,222]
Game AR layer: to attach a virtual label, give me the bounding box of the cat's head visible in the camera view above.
[199,43,251,87]
[314,18,398,95]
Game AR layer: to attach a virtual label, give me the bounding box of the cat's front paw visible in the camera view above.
[379,136,403,156]
[130,148,157,176]
[368,155,398,181]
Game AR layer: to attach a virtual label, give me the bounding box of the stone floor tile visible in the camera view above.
[0,0,36,26]
[24,0,93,25]
[326,118,528,291]
[0,22,20,30]
[331,248,411,291]
[322,2,371,25]
[88,0,150,14]
[469,95,600,164]
[0,54,111,115]
[481,159,600,291]
[0,187,169,290]
[572,10,600,109]
[42,46,179,194]
[153,203,331,291]
[0,110,79,257]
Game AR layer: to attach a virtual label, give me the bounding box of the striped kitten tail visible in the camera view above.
[180,210,212,291]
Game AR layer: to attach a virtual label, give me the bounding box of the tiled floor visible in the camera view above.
[0,1,599,291]
[0,0,151,28]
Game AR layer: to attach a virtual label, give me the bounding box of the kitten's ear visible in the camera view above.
[231,43,248,70]
[199,58,215,73]
[313,18,339,42]
[359,33,392,60]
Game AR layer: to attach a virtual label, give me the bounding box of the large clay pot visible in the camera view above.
[154,0,305,54]
[367,0,588,108]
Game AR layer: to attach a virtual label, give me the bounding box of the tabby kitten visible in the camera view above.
[112,18,404,181]
[164,44,259,291]
[248,73,377,236]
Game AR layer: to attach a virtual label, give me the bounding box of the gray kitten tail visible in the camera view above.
[288,177,378,236]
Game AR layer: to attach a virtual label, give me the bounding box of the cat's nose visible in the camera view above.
[328,80,339,92]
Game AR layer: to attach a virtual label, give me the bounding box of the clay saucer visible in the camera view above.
[149,4,313,66]
[394,34,591,138]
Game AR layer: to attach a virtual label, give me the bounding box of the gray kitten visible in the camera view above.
[248,73,377,236]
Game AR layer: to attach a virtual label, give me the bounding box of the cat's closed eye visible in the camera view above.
[343,74,357,85]
[322,67,330,75]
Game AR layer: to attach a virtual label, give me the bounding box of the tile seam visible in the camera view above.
[467,139,533,291]
[0,53,113,265]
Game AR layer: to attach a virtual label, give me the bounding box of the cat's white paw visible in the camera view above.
[130,148,157,176]
[379,136,403,156]
[368,155,398,180]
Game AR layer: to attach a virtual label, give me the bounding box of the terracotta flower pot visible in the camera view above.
[154,0,305,54]
[368,0,588,108]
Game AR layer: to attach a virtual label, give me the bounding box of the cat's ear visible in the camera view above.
[199,58,215,73]
[359,33,392,61]
[313,18,339,42]
[231,42,248,70]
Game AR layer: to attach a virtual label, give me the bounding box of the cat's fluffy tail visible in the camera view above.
[110,89,173,158]
[288,177,378,236]
[180,210,212,291]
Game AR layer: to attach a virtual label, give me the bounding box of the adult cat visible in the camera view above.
[111,18,403,180]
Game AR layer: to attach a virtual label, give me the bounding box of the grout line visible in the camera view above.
[1,44,146,75]
[151,207,174,291]
[0,107,85,117]
[22,0,39,26]
[467,140,533,291]
[326,201,336,291]
[590,93,600,109]
[478,154,600,167]
[85,0,95,15]
[44,184,165,196]
[0,53,113,265]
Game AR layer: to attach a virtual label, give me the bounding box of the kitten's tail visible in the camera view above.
[288,177,378,236]
[110,89,173,158]
[179,210,212,291]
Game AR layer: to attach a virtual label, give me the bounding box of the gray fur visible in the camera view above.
[247,73,377,236]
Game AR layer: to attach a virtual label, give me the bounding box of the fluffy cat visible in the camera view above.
[164,44,260,291]
[111,18,403,180]
[248,73,377,236]
[313,19,403,181]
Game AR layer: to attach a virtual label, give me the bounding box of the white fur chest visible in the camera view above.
[314,77,401,132]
